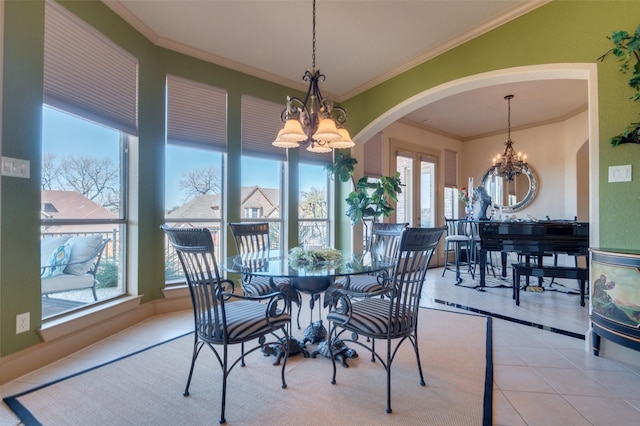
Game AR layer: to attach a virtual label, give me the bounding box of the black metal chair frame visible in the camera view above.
[228,222,302,327]
[337,222,408,294]
[325,226,446,414]
[161,225,291,424]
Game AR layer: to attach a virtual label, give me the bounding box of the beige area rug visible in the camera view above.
[5,308,492,425]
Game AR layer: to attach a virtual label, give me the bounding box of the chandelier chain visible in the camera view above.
[312,0,316,70]
[505,94,513,140]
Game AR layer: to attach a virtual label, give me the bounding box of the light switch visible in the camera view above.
[608,165,632,183]
[1,156,30,179]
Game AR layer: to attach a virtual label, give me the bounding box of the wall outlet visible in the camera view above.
[16,312,30,334]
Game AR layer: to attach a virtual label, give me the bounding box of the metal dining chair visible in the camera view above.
[228,222,302,327]
[324,226,446,414]
[161,225,291,424]
[334,222,408,293]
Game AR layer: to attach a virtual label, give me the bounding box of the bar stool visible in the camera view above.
[442,218,473,283]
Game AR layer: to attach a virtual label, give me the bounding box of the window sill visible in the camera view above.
[39,295,143,342]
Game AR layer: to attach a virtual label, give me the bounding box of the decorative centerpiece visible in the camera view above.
[458,186,476,220]
[288,247,342,270]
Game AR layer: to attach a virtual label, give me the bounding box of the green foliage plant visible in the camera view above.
[599,24,640,146]
[325,152,403,229]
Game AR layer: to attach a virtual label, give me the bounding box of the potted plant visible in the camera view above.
[325,152,403,241]
[598,24,640,146]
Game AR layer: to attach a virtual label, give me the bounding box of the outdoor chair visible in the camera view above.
[161,225,291,424]
[325,226,446,414]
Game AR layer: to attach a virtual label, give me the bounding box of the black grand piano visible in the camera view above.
[478,220,589,294]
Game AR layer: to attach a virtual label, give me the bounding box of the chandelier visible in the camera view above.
[492,95,528,181]
[272,0,354,153]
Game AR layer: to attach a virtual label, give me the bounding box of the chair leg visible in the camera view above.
[219,344,228,424]
[385,338,392,413]
[441,243,450,277]
[370,338,376,362]
[183,336,201,398]
[411,333,426,387]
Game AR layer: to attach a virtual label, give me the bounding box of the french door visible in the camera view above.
[395,151,437,228]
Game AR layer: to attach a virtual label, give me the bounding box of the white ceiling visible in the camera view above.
[104,0,588,140]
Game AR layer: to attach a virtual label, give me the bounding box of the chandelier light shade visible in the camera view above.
[492,94,528,181]
[272,0,354,152]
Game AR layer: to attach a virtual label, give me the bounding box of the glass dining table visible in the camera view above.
[222,249,395,364]
[222,249,395,292]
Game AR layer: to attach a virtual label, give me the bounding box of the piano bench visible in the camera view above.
[511,263,588,307]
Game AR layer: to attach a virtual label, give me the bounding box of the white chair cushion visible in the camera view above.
[64,234,103,276]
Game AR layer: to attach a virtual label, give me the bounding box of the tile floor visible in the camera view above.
[2,264,640,425]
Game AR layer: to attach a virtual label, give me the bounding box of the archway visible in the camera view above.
[353,63,599,246]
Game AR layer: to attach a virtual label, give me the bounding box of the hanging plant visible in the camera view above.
[598,24,640,146]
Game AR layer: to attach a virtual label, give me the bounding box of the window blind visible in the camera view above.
[444,149,458,187]
[44,1,138,135]
[241,95,288,161]
[241,95,332,164]
[166,75,227,150]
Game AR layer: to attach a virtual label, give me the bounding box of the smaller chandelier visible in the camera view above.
[492,95,528,181]
[273,0,354,153]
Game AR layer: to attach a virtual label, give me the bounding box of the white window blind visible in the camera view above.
[241,95,332,164]
[444,149,458,187]
[166,75,227,150]
[241,96,288,161]
[44,1,138,135]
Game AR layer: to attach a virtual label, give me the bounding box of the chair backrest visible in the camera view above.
[367,222,409,261]
[388,226,446,330]
[228,222,271,255]
[444,218,472,238]
[161,225,226,341]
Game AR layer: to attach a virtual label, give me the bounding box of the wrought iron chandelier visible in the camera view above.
[492,95,528,181]
[272,0,354,153]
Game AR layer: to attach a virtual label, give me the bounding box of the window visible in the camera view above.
[240,156,284,251]
[299,163,330,247]
[164,76,227,283]
[443,148,459,219]
[444,187,459,219]
[41,2,137,319]
[41,107,128,319]
[244,207,262,218]
[240,96,287,252]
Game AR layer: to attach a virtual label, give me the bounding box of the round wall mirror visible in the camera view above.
[480,165,538,213]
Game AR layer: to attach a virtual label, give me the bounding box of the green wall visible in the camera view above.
[341,1,639,249]
[2,0,639,357]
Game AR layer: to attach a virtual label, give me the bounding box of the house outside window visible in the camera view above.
[299,162,330,247]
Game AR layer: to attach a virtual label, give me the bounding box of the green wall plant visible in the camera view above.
[599,24,640,146]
